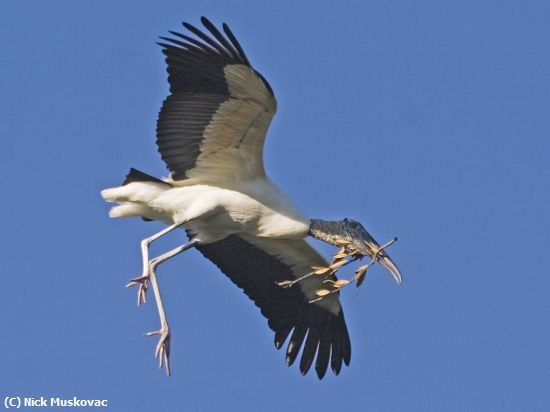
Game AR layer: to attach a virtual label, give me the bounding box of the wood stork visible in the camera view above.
[101,17,401,379]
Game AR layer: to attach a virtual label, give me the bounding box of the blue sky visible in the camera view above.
[1,1,549,410]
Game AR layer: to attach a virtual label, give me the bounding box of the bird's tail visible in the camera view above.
[122,167,170,186]
[101,168,171,219]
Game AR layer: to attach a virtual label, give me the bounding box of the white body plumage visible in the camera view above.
[101,177,310,244]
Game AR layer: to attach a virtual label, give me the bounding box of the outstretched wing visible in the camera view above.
[157,17,277,183]
[196,234,351,379]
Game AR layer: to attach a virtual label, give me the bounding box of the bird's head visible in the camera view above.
[309,218,402,284]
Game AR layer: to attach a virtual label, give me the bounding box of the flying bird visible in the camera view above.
[101,17,401,379]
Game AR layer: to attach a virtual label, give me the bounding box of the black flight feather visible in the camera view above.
[222,22,251,66]
[200,17,241,60]
[182,21,230,57]
[195,234,351,379]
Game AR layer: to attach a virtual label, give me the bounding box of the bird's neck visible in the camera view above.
[309,219,345,246]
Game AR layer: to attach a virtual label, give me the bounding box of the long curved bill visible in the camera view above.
[376,250,402,284]
[353,235,402,284]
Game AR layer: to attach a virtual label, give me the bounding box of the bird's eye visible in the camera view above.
[348,221,360,229]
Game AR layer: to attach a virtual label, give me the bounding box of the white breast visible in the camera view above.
[155,179,310,243]
[102,177,310,244]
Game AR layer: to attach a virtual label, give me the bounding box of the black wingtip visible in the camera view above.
[274,326,291,350]
[222,21,251,66]
[285,346,297,367]
[344,352,351,367]
[316,366,328,380]
[181,21,195,31]
[299,359,314,376]
[285,355,293,366]
[158,36,175,44]
[299,329,319,376]
[343,342,351,366]
[331,343,343,375]
[315,338,330,379]
[286,326,307,367]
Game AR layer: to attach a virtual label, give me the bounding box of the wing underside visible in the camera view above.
[157,17,277,183]
[195,234,351,379]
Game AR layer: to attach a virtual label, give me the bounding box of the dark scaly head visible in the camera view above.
[309,218,402,284]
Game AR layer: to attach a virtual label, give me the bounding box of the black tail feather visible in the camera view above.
[122,168,171,187]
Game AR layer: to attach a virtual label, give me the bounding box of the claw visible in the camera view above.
[127,275,149,305]
[145,327,171,376]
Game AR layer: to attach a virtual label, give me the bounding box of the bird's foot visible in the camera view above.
[145,325,171,376]
[126,274,149,305]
